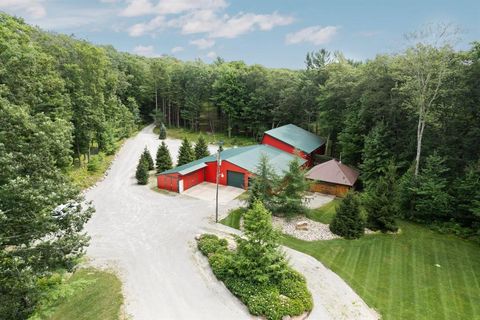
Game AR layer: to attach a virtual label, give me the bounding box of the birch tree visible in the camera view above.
[397,23,458,176]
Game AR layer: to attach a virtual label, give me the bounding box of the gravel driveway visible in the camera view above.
[85,125,379,320]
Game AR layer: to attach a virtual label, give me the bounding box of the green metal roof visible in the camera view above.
[264,124,324,153]
[160,155,215,175]
[159,144,306,176]
[222,144,306,175]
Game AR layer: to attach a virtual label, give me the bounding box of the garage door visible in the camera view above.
[227,170,244,188]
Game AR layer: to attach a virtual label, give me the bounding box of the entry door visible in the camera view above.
[227,171,244,189]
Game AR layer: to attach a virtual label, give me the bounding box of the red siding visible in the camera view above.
[182,168,205,190]
[261,134,315,166]
[157,173,179,192]
[204,160,252,189]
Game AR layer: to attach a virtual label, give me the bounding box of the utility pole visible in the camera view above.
[215,141,224,223]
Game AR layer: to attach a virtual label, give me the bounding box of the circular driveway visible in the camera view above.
[85,125,379,320]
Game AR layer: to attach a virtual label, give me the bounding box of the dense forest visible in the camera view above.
[1,12,479,319]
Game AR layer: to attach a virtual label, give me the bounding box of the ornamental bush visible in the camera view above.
[329,191,365,239]
[135,156,149,185]
[141,147,154,170]
[158,123,167,140]
[196,202,313,320]
[155,141,172,173]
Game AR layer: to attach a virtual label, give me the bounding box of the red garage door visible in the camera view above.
[157,174,179,192]
[183,168,205,191]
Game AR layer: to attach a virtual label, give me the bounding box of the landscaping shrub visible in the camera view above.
[330,191,365,239]
[158,123,167,140]
[141,147,154,170]
[197,201,313,320]
[194,135,210,159]
[155,141,172,173]
[87,153,104,172]
[135,157,149,185]
[197,234,228,256]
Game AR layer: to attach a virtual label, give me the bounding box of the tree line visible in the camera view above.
[1,12,479,318]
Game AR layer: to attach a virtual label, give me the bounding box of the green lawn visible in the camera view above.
[305,199,340,224]
[155,126,256,147]
[220,208,246,230]
[46,268,124,320]
[281,221,480,320]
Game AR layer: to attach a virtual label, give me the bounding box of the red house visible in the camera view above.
[262,124,325,166]
[157,124,324,193]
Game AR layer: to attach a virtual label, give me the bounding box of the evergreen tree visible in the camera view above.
[360,122,392,189]
[275,157,310,217]
[363,160,399,232]
[338,111,365,166]
[135,156,149,185]
[141,147,154,170]
[329,192,365,239]
[234,201,287,284]
[156,141,173,173]
[194,135,210,159]
[452,162,480,236]
[247,155,278,210]
[177,137,195,166]
[397,165,417,219]
[411,153,452,222]
[159,123,167,140]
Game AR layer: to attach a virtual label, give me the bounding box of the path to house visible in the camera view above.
[84,125,379,320]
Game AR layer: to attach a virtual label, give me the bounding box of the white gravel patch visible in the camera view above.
[272,216,340,241]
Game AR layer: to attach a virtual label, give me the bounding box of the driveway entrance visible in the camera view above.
[182,182,245,204]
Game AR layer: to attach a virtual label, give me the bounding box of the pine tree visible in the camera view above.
[247,155,278,210]
[452,162,480,236]
[159,123,167,140]
[411,153,452,222]
[141,147,154,170]
[194,135,210,159]
[275,157,310,217]
[156,141,173,173]
[360,122,391,189]
[363,160,399,232]
[135,156,149,185]
[329,192,365,239]
[177,137,194,166]
[234,201,287,283]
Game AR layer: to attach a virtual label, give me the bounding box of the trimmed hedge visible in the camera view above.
[197,234,313,320]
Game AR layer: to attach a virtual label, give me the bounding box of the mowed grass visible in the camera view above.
[47,268,124,320]
[154,126,256,147]
[305,199,340,224]
[281,221,480,320]
[220,207,246,230]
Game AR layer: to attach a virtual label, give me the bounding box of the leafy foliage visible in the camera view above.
[155,142,173,173]
[0,101,93,319]
[329,192,365,239]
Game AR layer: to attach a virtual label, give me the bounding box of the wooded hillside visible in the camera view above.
[0,12,479,319]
